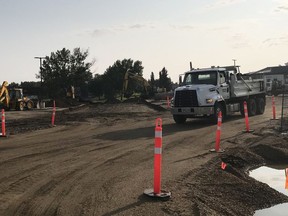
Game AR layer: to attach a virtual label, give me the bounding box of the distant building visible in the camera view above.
[244,65,288,95]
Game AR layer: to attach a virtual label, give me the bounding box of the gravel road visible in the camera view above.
[0,96,287,216]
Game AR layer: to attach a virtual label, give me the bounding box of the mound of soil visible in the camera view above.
[105,98,121,104]
[165,125,288,216]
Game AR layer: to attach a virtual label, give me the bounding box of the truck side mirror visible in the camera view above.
[179,76,182,84]
[230,73,236,83]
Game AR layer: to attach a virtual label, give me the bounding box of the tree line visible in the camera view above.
[12,48,174,100]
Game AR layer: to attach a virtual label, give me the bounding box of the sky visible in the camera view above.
[1,0,288,84]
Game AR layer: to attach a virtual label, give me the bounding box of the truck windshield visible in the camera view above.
[183,71,217,85]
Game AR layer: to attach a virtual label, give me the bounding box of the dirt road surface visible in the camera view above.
[0,96,288,216]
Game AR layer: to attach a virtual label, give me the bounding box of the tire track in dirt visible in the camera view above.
[5,159,103,215]
[2,131,144,216]
[0,148,68,167]
[48,143,151,216]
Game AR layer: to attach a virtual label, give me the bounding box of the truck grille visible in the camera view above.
[174,90,198,107]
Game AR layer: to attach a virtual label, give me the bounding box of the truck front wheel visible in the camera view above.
[173,115,187,124]
[213,103,225,124]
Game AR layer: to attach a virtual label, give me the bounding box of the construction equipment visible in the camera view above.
[0,81,34,111]
[0,81,9,109]
[122,70,150,98]
[171,65,266,124]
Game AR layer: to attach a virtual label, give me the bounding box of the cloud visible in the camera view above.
[129,24,146,29]
[169,24,195,30]
[130,23,155,29]
[274,5,288,12]
[206,0,246,9]
[227,33,250,49]
[210,26,231,32]
[90,28,113,37]
[263,35,288,46]
[273,0,288,13]
[87,23,155,38]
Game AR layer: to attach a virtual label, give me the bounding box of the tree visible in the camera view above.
[8,82,20,88]
[101,58,144,99]
[20,81,41,96]
[89,74,104,100]
[149,72,155,95]
[158,67,172,92]
[39,48,93,98]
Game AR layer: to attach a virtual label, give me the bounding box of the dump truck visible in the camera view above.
[0,81,34,111]
[170,65,266,123]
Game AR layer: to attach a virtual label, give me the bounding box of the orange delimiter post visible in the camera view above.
[154,118,162,194]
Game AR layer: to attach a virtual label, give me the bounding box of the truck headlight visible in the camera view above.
[171,97,174,106]
[206,98,213,104]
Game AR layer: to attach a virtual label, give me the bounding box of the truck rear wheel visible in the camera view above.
[17,101,25,111]
[26,100,34,110]
[256,97,265,114]
[173,115,186,124]
[248,98,257,116]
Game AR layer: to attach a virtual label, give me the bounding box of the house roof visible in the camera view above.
[254,66,288,75]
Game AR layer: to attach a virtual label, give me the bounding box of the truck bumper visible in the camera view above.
[171,106,214,116]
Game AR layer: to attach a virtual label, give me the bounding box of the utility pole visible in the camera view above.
[232,59,237,67]
[35,56,45,104]
[34,57,45,84]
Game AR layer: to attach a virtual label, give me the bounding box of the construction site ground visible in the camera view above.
[0,96,288,216]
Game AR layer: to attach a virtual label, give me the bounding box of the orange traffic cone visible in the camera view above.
[51,100,56,127]
[271,95,278,120]
[242,101,254,133]
[210,111,224,153]
[1,109,6,137]
[166,96,170,109]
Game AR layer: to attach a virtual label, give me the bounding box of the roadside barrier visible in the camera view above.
[285,168,288,189]
[271,95,278,120]
[144,118,171,199]
[243,101,254,133]
[210,111,224,153]
[51,100,56,127]
[1,109,6,137]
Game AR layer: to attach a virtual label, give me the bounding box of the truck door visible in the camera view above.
[218,71,230,99]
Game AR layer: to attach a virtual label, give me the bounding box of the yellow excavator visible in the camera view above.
[122,70,150,99]
[0,81,34,111]
[0,81,10,109]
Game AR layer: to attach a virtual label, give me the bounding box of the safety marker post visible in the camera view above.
[271,95,278,120]
[221,162,227,170]
[144,118,171,199]
[51,100,56,127]
[210,111,224,153]
[285,168,288,190]
[0,109,6,137]
[166,96,170,109]
[242,101,254,133]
